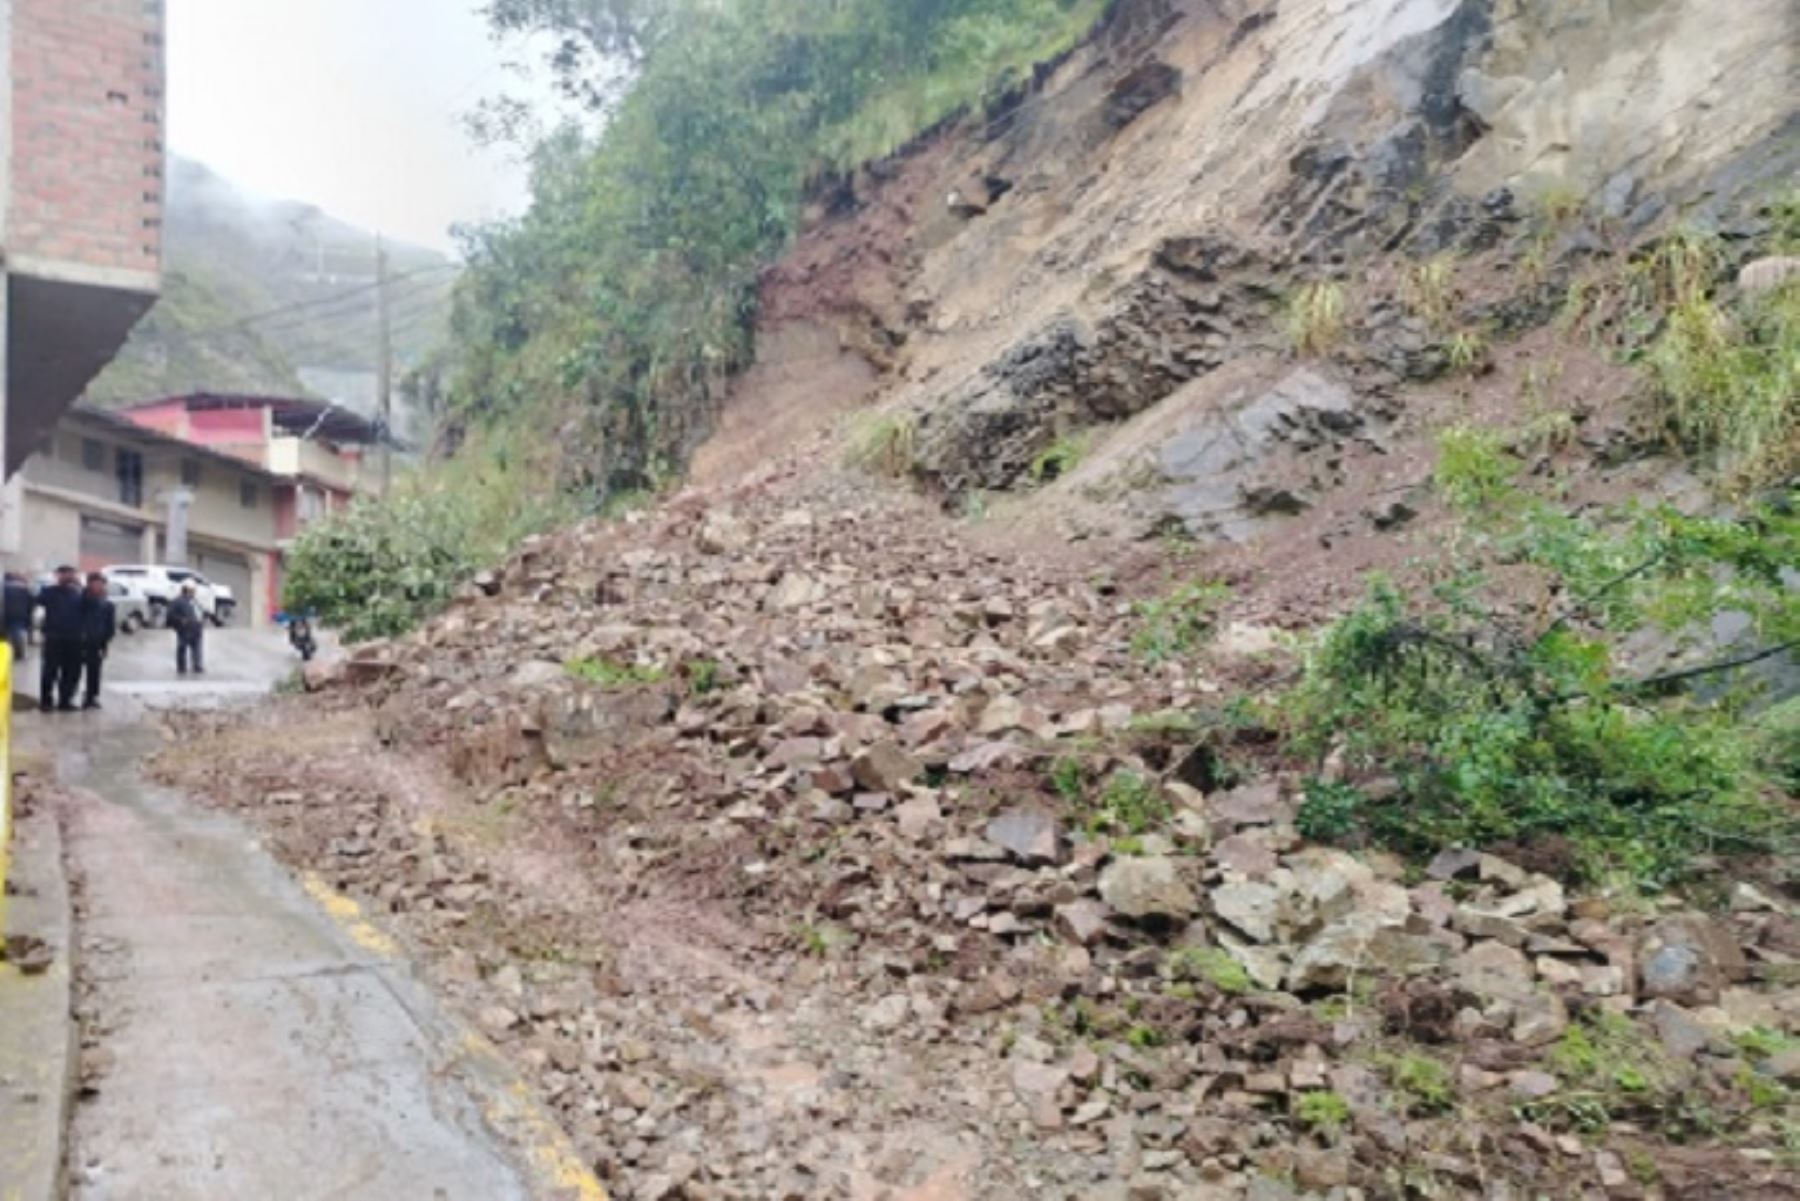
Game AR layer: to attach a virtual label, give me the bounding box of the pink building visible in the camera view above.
[124,393,383,616]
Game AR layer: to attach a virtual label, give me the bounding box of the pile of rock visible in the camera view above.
[212,468,1797,1200]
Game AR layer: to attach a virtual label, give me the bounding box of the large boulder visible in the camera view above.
[540,687,675,769]
[1637,914,1749,1005]
[986,807,1060,865]
[1211,881,1283,943]
[1099,857,1199,921]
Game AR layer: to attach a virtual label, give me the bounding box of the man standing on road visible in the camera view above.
[35,565,85,711]
[3,571,32,664]
[79,573,116,710]
[169,579,205,676]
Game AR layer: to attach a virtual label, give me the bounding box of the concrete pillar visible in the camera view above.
[163,487,192,564]
[248,553,270,630]
[0,476,22,563]
[1,0,14,504]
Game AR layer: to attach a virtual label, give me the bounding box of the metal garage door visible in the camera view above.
[188,545,253,615]
[79,516,145,572]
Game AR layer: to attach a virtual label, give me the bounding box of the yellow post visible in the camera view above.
[0,642,12,934]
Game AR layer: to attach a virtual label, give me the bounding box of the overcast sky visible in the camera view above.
[167,0,570,254]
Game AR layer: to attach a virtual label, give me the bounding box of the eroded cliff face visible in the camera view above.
[705,0,1796,540]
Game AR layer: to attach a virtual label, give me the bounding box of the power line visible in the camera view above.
[172,262,458,343]
[265,291,457,365]
[237,273,457,344]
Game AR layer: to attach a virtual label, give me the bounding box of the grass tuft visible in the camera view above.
[847,412,919,479]
[1286,281,1347,356]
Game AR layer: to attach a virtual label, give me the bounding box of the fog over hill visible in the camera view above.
[87,157,457,415]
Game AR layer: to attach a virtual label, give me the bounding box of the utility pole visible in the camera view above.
[376,235,394,494]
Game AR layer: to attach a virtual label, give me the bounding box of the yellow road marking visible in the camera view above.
[299,873,401,958]
[460,1032,611,1201]
[299,874,609,1200]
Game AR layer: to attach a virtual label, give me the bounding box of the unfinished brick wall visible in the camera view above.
[8,0,165,278]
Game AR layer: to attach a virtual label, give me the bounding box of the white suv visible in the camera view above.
[104,565,237,626]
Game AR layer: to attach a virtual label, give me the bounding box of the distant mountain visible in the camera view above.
[86,158,457,416]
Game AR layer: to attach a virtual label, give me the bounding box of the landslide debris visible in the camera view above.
[161,464,1799,1201]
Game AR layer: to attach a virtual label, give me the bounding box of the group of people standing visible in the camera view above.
[5,565,115,711]
[1,566,208,712]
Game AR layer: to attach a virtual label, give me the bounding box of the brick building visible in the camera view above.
[1,0,166,484]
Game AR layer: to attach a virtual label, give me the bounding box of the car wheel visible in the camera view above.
[121,612,142,635]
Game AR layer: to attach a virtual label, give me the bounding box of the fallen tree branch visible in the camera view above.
[1603,637,1800,698]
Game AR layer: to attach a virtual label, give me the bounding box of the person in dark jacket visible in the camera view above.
[35,565,84,711]
[3,571,32,665]
[168,580,205,676]
[79,573,116,710]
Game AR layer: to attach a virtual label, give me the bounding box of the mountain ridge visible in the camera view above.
[86,157,456,414]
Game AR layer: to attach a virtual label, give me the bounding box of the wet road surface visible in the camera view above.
[31,629,539,1200]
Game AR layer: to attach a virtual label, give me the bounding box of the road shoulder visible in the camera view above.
[0,775,76,1201]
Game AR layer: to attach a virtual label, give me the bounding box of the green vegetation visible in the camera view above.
[1737,1063,1792,1110]
[282,430,577,642]
[1755,696,1800,794]
[1286,280,1347,356]
[85,269,309,404]
[1046,759,1174,839]
[797,923,846,957]
[1557,217,1799,494]
[1736,1027,1800,1062]
[848,413,919,480]
[1288,426,1798,885]
[1433,424,1515,513]
[1294,778,1362,843]
[89,158,455,406]
[1293,1090,1352,1139]
[1126,1023,1165,1048]
[450,0,1109,495]
[566,656,669,688]
[1383,1053,1456,1116]
[1131,580,1229,664]
[1049,755,1087,806]
[1167,946,1254,994]
[1030,432,1089,484]
[687,658,723,696]
[1444,327,1490,375]
[1093,770,1171,836]
[1650,270,1798,494]
[1404,257,1456,331]
[1519,1010,1694,1134]
[284,2,1113,636]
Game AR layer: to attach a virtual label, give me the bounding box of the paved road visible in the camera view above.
[18,628,550,1201]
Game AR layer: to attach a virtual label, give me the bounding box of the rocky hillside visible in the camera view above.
[706,0,1796,525]
[167,1,1797,1198]
[86,158,455,411]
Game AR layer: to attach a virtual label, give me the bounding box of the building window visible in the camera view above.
[181,459,202,487]
[298,486,326,526]
[116,450,144,507]
[240,481,259,510]
[82,439,106,471]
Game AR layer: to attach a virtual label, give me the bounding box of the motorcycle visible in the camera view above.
[283,613,318,662]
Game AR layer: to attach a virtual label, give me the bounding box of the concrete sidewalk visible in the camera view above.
[0,777,77,1201]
